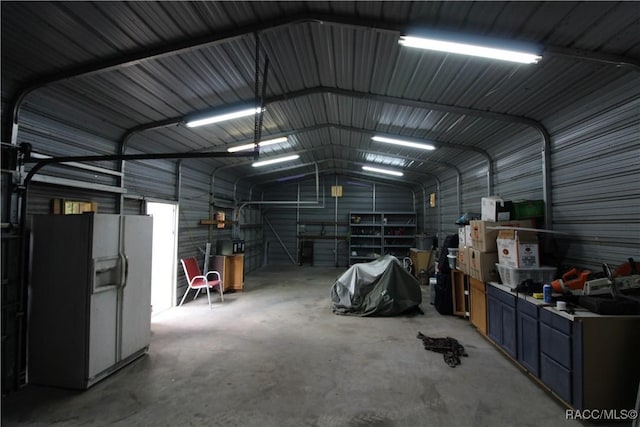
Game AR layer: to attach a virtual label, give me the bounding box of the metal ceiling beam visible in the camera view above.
[120,94,495,192]
[9,13,582,227]
[8,11,638,137]
[210,121,488,162]
[17,144,254,234]
[211,140,458,188]
[250,160,440,193]
[268,86,543,130]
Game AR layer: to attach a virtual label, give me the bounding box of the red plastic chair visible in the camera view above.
[179,257,224,309]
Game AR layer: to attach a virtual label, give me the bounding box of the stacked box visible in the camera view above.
[481,196,513,221]
[457,245,471,274]
[469,249,499,282]
[467,218,536,282]
[512,200,544,220]
[470,219,535,252]
[496,230,540,268]
[465,225,472,248]
[458,227,467,247]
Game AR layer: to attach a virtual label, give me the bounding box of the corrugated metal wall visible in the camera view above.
[123,157,178,202]
[546,77,639,269]
[413,75,639,271]
[262,174,416,267]
[16,76,639,277]
[17,99,263,304]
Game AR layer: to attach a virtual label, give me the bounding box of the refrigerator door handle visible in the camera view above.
[119,253,129,288]
[91,258,96,290]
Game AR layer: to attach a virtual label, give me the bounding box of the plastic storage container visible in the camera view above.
[495,263,556,287]
[512,200,544,219]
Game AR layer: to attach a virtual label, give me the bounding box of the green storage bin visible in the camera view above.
[513,200,545,219]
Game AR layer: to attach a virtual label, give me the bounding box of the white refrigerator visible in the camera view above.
[28,213,153,389]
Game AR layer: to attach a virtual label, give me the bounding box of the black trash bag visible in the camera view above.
[434,234,459,315]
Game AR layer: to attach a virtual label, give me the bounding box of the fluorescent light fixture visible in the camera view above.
[372,135,436,151]
[399,35,541,64]
[252,154,300,167]
[227,137,288,153]
[362,165,404,177]
[186,107,261,128]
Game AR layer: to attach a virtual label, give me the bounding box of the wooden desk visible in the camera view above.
[213,254,244,292]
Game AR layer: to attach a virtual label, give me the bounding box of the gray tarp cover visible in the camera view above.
[331,255,422,316]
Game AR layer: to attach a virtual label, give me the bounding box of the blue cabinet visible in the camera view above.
[539,308,573,404]
[487,285,516,358]
[486,283,640,411]
[517,298,539,377]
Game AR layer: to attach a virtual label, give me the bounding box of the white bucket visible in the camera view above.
[447,247,459,256]
[447,254,457,269]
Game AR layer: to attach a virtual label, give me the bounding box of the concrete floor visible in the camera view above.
[3,265,584,426]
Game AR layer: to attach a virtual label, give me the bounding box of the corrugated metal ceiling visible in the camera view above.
[2,1,639,185]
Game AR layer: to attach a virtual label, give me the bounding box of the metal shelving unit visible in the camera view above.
[348,212,416,265]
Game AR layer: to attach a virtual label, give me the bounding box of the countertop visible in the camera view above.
[487,282,640,321]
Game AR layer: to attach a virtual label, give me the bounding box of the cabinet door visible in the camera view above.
[517,310,539,376]
[487,295,503,344]
[501,303,517,357]
[470,286,487,335]
[228,255,244,290]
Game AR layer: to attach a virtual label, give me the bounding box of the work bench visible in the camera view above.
[458,276,640,412]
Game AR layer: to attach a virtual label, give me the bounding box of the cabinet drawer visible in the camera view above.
[517,298,538,318]
[540,308,571,334]
[540,353,572,403]
[487,285,515,306]
[540,323,571,368]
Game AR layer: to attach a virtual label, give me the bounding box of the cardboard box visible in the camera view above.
[458,227,466,246]
[470,219,536,252]
[465,225,472,248]
[409,248,433,277]
[468,249,499,282]
[457,246,471,274]
[496,230,540,268]
[481,196,513,222]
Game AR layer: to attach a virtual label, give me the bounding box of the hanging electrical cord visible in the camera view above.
[252,33,270,160]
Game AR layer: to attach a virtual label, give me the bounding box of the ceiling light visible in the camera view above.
[227,137,288,153]
[252,154,300,167]
[186,107,261,128]
[372,136,436,151]
[362,165,404,177]
[399,35,541,64]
